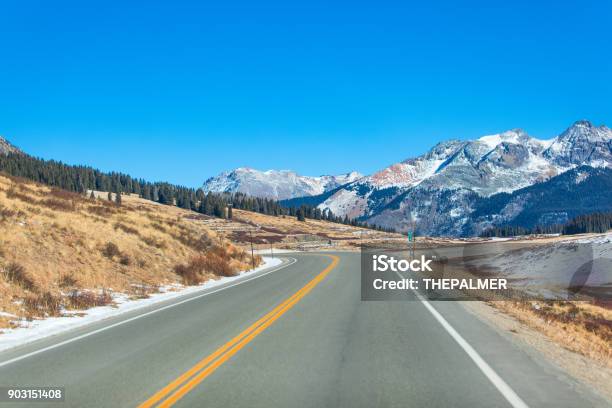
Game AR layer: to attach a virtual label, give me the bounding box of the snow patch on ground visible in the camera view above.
[253,248,299,255]
[0,257,282,353]
[576,233,612,244]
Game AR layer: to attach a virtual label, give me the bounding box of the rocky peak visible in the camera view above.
[544,121,611,167]
[0,136,20,155]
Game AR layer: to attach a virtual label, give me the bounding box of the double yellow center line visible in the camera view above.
[138,254,339,408]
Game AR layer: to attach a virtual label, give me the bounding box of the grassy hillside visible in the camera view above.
[0,174,258,330]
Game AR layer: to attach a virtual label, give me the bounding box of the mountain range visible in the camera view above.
[202,168,363,200]
[204,120,612,236]
[3,120,610,237]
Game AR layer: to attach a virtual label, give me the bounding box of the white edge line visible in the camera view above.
[0,257,298,368]
[394,270,529,408]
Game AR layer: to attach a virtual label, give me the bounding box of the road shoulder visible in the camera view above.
[0,256,289,356]
[461,301,612,404]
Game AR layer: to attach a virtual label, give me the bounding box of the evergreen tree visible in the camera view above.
[196,188,205,202]
[141,184,152,200]
[77,178,85,194]
[297,208,305,222]
[213,203,224,218]
[157,185,172,205]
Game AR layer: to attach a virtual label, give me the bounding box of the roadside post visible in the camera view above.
[249,229,255,270]
[407,223,416,260]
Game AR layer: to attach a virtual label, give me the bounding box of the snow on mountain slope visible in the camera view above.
[315,120,612,236]
[368,139,463,188]
[478,129,554,151]
[202,168,363,200]
[319,188,368,219]
[202,120,611,236]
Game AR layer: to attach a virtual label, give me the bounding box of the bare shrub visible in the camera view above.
[133,205,153,213]
[192,234,213,251]
[173,231,213,252]
[3,262,36,291]
[529,301,612,344]
[58,274,78,288]
[6,187,36,204]
[87,205,117,217]
[233,249,247,262]
[142,235,166,249]
[119,254,132,266]
[100,242,131,265]
[496,300,612,362]
[200,248,236,277]
[43,198,76,212]
[150,222,166,233]
[209,245,228,258]
[66,290,113,309]
[101,242,121,259]
[173,262,204,285]
[49,188,84,202]
[0,205,17,222]
[114,222,140,236]
[26,206,42,214]
[24,292,62,316]
[173,246,237,284]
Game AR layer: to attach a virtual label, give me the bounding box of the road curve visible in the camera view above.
[0,252,607,407]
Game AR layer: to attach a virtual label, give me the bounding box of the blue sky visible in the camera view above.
[1,1,610,187]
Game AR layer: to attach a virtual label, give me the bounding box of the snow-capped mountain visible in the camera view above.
[543,120,612,168]
[465,166,612,235]
[0,136,20,155]
[202,121,610,236]
[312,120,612,236]
[202,168,363,200]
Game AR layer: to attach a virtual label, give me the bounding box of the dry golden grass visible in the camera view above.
[0,174,257,329]
[197,208,407,250]
[493,300,612,367]
[434,249,612,366]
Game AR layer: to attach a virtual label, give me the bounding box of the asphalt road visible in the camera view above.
[0,252,608,407]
